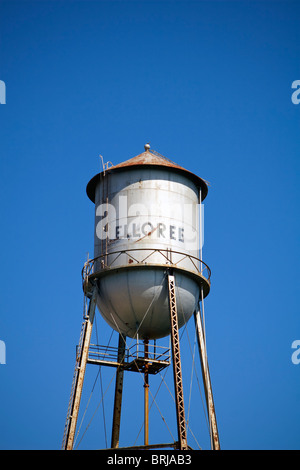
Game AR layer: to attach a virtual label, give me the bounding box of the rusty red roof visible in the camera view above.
[111,151,187,171]
[86,150,208,202]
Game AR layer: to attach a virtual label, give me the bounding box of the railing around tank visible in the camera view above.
[82,248,211,285]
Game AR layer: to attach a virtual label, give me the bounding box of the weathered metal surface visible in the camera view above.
[96,268,201,340]
[82,248,210,340]
[86,150,208,203]
[93,167,202,263]
[86,149,210,339]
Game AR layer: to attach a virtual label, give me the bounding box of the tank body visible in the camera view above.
[86,151,209,340]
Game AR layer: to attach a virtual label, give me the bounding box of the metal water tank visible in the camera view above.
[85,146,210,340]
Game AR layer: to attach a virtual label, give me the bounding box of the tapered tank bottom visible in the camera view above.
[95,266,207,340]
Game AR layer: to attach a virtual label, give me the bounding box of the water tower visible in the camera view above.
[62,145,220,451]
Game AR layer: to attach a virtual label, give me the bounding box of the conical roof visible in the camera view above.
[111,150,187,171]
[86,148,208,202]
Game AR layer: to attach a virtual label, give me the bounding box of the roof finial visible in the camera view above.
[144,143,150,152]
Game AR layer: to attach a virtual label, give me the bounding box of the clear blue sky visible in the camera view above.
[0,0,299,450]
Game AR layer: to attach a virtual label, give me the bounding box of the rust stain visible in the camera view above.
[134,226,158,243]
[111,151,187,173]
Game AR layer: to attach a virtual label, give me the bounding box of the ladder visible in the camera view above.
[62,284,98,450]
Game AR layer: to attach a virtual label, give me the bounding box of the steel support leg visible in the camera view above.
[144,339,149,447]
[194,306,220,450]
[167,273,188,451]
[63,285,98,450]
[111,333,126,448]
